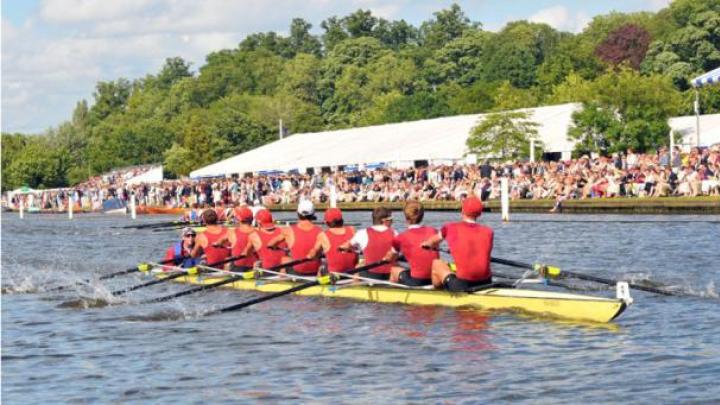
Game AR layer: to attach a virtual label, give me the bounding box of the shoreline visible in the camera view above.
[268,196,720,214]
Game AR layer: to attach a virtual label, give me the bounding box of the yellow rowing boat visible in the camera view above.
[162,273,630,323]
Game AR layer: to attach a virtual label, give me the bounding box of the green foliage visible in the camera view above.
[420,3,478,49]
[642,2,720,88]
[467,111,541,161]
[568,68,683,154]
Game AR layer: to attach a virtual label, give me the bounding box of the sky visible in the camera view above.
[1,0,671,134]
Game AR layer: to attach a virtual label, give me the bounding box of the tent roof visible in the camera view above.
[691,67,720,88]
[191,103,580,178]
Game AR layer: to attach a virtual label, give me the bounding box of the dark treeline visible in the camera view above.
[3,0,720,191]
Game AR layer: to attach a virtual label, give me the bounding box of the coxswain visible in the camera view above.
[191,209,230,268]
[307,208,358,273]
[246,208,287,270]
[162,227,202,269]
[387,202,438,286]
[226,206,258,271]
[346,207,397,280]
[423,196,493,292]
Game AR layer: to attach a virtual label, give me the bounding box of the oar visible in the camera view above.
[139,257,316,304]
[206,259,390,316]
[427,247,680,296]
[110,255,243,296]
[119,221,193,229]
[46,257,183,292]
[489,257,679,296]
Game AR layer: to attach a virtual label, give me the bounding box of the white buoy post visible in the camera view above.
[68,195,73,220]
[19,198,24,219]
[130,193,137,220]
[501,177,510,222]
[329,178,337,208]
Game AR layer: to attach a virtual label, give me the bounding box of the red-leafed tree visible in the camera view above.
[595,24,651,70]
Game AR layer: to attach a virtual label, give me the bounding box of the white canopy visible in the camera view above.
[669,113,720,148]
[125,166,164,185]
[191,103,580,178]
[691,67,720,88]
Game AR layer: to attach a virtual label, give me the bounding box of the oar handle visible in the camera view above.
[208,259,390,315]
[141,257,317,304]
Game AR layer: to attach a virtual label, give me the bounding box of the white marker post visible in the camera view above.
[130,193,137,220]
[329,178,337,208]
[68,195,73,220]
[501,177,510,222]
[19,198,24,219]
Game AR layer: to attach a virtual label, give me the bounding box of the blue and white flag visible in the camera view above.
[691,67,720,88]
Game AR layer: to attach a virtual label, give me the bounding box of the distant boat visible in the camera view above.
[103,198,127,215]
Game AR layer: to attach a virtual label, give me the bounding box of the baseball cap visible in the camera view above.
[182,227,196,236]
[233,206,253,222]
[297,200,315,216]
[324,208,343,224]
[461,196,484,218]
[255,209,274,227]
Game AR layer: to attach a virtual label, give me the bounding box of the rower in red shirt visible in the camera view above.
[423,196,494,292]
[388,201,438,286]
[276,200,322,275]
[347,207,397,281]
[191,209,230,269]
[226,206,258,271]
[307,208,358,273]
[247,208,287,270]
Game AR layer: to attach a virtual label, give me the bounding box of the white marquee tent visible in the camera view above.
[669,113,720,148]
[191,103,581,178]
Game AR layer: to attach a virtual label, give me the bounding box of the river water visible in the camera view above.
[2,211,719,403]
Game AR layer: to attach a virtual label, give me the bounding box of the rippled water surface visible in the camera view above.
[3,211,720,403]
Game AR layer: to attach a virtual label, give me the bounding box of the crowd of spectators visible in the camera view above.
[7,146,720,211]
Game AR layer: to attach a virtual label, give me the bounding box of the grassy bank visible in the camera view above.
[268,196,720,214]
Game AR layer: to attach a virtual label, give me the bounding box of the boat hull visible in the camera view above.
[167,274,627,323]
[138,206,186,215]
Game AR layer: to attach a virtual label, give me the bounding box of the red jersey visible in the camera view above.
[363,227,395,274]
[325,227,358,273]
[392,225,439,280]
[202,227,230,268]
[257,227,286,269]
[441,222,493,281]
[231,227,258,268]
[289,224,322,274]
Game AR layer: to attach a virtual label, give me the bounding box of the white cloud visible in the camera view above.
[528,5,590,33]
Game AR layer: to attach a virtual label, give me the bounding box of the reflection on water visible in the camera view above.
[2,212,720,402]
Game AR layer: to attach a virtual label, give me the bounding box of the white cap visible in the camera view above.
[297,199,315,216]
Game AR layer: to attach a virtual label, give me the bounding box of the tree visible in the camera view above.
[88,78,132,125]
[642,4,720,88]
[481,21,561,88]
[289,18,322,57]
[568,68,683,154]
[154,57,193,90]
[321,16,349,51]
[163,143,197,177]
[595,24,651,69]
[420,3,476,49]
[466,111,541,161]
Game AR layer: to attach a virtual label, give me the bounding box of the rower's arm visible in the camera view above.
[421,233,443,248]
[306,233,327,259]
[247,232,261,255]
[191,234,206,258]
[267,228,288,248]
